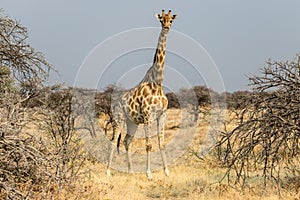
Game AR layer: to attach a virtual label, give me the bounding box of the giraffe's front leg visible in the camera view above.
[144,124,153,180]
[158,112,169,176]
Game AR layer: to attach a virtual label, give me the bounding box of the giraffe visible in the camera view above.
[106,10,177,180]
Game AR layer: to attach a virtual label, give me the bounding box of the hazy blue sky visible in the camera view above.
[1,0,300,92]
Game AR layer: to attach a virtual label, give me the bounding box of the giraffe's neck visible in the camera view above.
[140,29,169,85]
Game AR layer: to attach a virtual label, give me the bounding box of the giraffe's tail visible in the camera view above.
[110,118,121,154]
[117,133,122,154]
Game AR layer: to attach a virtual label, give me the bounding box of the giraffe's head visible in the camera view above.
[156,10,177,31]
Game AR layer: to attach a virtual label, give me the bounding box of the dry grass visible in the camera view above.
[59,158,299,200]
[25,109,299,199]
[60,108,298,200]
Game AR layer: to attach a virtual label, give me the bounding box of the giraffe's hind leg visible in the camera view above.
[107,137,117,176]
[124,120,137,174]
[144,124,153,180]
[107,119,123,177]
[107,143,114,177]
[107,131,120,176]
[124,134,134,173]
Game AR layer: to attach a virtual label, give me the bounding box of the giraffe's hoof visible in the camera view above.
[164,168,170,176]
[146,171,153,180]
[106,169,111,177]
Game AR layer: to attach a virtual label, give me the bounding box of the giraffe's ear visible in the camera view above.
[172,14,177,20]
[156,14,162,20]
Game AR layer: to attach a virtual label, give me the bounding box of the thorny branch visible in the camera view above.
[215,55,300,192]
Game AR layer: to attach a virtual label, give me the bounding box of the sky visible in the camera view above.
[1,0,300,92]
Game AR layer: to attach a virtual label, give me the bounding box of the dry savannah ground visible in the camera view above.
[54,108,298,200]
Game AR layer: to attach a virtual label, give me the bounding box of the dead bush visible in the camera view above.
[215,55,300,193]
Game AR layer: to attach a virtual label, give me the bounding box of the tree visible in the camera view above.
[0,11,53,199]
[0,12,51,86]
[215,55,300,192]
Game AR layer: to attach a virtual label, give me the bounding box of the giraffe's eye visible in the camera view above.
[170,20,173,23]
